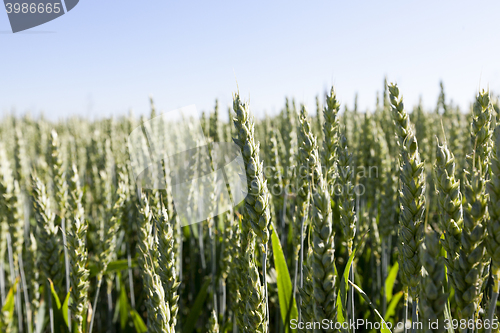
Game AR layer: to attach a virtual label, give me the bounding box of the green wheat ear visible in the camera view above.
[434,139,463,267]
[209,99,221,142]
[232,93,271,249]
[281,97,298,175]
[67,164,89,333]
[25,232,40,322]
[419,229,447,333]
[267,128,284,223]
[98,169,128,277]
[31,173,64,295]
[0,143,12,264]
[299,248,315,333]
[6,177,25,270]
[294,106,317,262]
[1,136,24,269]
[322,86,340,192]
[389,83,425,299]
[242,238,266,332]
[487,124,500,282]
[49,129,68,224]
[297,104,336,325]
[221,210,236,281]
[232,93,269,332]
[486,121,500,328]
[455,90,492,319]
[229,216,246,330]
[156,206,179,331]
[379,140,397,242]
[137,193,172,333]
[337,133,356,255]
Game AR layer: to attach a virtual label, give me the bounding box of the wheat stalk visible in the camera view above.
[455,90,493,320]
[390,84,425,293]
[337,133,357,256]
[241,234,266,332]
[322,87,341,192]
[390,84,425,333]
[486,123,500,332]
[67,164,89,333]
[98,171,127,277]
[232,93,269,332]
[297,105,337,329]
[137,194,172,333]
[267,128,284,224]
[419,229,447,333]
[298,248,314,333]
[31,174,63,294]
[156,205,179,331]
[434,139,463,272]
[209,99,221,142]
[232,93,271,249]
[49,129,70,327]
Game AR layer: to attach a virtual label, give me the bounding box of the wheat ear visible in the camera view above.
[67,164,89,333]
[419,229,447,333]
[322,87,341,192]
[455,90,492,319]
[486,123,500,332]
[138,194,172,333]
[156,205,179,331]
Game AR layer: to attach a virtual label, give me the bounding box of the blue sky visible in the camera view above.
[1,0,499,120]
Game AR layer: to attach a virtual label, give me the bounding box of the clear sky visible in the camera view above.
[1,0,499,121]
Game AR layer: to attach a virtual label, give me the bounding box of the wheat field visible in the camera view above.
[0,80,499,333]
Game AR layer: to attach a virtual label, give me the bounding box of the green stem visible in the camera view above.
[88,277,103,333]
[198,223,206,271]
[486,278,499,333]
[7,233,23,333]
[0,262,5,306]
[19,256,32,333]
[188,225,196,303]
[221,280,226,325]
[107,278,113,333]
[293,253,299,318]
[297,216,306,324]
[280,194,287,247]
[381,239,388,318]
[348,246,354,333]
[47,280,54,333]
[61,218,71,332]
[127,246,135,309]
[209,219,217,314]
[263,243,269,332]
[403,288,408,333]
[411,298,417,333]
